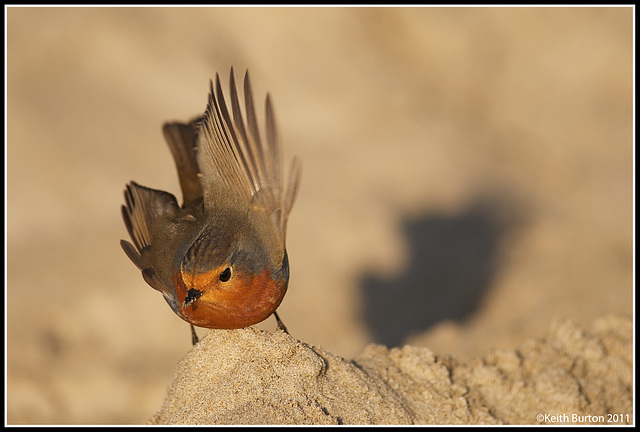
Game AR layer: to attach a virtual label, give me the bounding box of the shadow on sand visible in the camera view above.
[359,196,523,348]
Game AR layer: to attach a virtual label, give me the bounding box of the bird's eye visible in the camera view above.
[219,267,232,282]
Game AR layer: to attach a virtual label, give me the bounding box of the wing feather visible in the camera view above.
[120,181,179,289]
[196,68,301,246]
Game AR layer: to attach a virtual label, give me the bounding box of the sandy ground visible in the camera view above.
[6,6,633,425]
[149,316,631,425]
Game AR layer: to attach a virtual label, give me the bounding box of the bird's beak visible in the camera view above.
[183,288,204,308]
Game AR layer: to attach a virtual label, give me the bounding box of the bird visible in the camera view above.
[120,68,301,344]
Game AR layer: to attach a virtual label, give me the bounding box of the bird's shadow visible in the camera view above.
[359,196,522,348]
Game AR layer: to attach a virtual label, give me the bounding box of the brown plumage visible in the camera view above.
[121,68,301,339]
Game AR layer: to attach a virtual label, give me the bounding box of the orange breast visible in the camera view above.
[172,267,287,329]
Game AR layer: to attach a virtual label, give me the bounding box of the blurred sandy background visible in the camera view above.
[6,6,633,425]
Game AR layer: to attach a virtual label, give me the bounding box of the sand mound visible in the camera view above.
[150,315,632,425]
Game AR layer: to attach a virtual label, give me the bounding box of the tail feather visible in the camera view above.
[162,118,204,207]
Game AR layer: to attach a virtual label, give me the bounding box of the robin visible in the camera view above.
[120,68,301,344]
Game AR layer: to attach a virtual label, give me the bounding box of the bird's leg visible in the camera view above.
[190,324,199,345]
[274,311,289,334]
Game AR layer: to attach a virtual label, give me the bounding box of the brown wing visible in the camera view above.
[121,181,181,314]
[196,67,301,247]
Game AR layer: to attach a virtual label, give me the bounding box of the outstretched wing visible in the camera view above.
[196,68,301,247]
[121,181,181,314]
